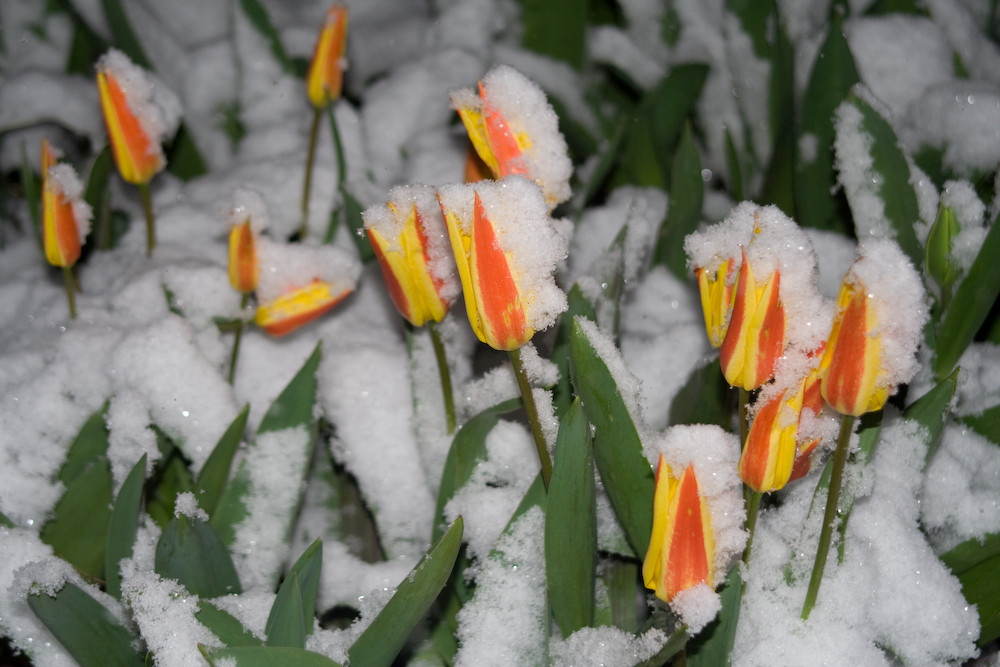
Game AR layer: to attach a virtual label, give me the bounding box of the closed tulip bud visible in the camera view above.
[306,3,349,108]
[695,258,737,347]
[364,185,459,327]
[720,248,785,390]
[643,455,715,602]
[228,219,258,294]
[41,140,92,268]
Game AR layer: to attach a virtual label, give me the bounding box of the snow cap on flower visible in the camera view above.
[364,184,460,327]
[437,176,568,350]
[644,424,746,632]
[306,3,349,108]
[254,238,361,336]
[450,65,572,209]
[820,238,928,416]
[95,48,180,185]
[41,139,92,268]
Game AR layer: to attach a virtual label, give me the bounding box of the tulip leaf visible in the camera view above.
[519,0,586,69]
[902,368,959,467]
[579,117,628,209]
[28,581,144,667]
[684,565,741,666]
[934,209,1000,379]
[265,538,323,648]
[105,454,147,601]
[348,517,464,667]
[0,510,12,528]
[545,398,596,636]
[724,126,744,203]
[20,142,41,248]
[633,627,689,667]
[940,531,1000,646]
[196,601,262,648]
[669,358,731,430]
[58,403,111,484]
[40,458,113,581]
[83,146,115,250]
[99,0,152,68]
[552,284,598,418]
[570,318,654,557]
[960,404,1000,445]
[836,93,923,267]
[432,398,521,542]
[342,188,375,262]
[164,124,209,181]
[654,119,704,278]
[155,513,242,598]
[794,8,858,234]
[259,343,322,435]
[199,645,343,667]
[194,404,249,519]
[237,0,294,76]
[145,430,194,529]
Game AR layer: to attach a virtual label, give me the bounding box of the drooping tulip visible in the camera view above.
[364,185,459,327]
[255,279,352,337]
[643,455,715,603]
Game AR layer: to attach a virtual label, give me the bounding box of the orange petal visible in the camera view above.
[228,220,258,293]
[306,3,349,108]
[481,82,527,179]
[660,466,714,600]
[96,69,163,184]
[820,283,885,416]
[739,389,798,493]
[720,250,785,390]
[41,140,82,268]
[255,280,350,336]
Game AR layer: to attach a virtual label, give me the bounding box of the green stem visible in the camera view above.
[801,414,856,620]
[428,320,456,434]
[228,293,249,385]
[509,346,553,490]
[324,104,347,244]
[62,266,77,320]
[300,106,323,240]
[139,181,155,257]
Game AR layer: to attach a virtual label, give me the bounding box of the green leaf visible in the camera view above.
[196,601,263,648]
[552,284,598,418]
[960,404,1000,444]
[145,431,194,529]
[925,203,963,306]
[795,9,859,233]
[266,539,323,648]
[940,532,1000,646]
[105,454,147,601]
[28,582,144,667]
[260,344,321,435]
[40,458,113,580]
[342,189,375,262]
[837,93,923,266]
[99,0,151,68]
[569,319,654,557]
[348,517,464,667]
[934,211,1000,379]
[194,404,249,519]
[653,120,704,277]
[668,358,731,430]
[83,146,115,250]
[685,565,741,666]
[58,403,110,485]
[0,509,13,528]
[20,142,41,250]
[519,0,586,68]
[902,368,958,467]
[432,398,521,542]
[200,645,343,667]
[545,398,596,636]
[155,514,242,598]
[164,124,209,181]
[759,14,796,216]
[237,0,294,75]
[724,126,744,203]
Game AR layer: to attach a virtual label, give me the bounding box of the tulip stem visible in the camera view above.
[300,106,323,240]
[228,294,249,385]
[429,320,456,434]
[62,266,77,320]
[801,414,856,620]
[139,182,155,258]
[324,103,347,244]
[509,346,553,490]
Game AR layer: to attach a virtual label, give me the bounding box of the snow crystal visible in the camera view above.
[97,48,181,148]
[573,316,644,428]
[173,491,208,522]
[106,390,159,492]
[255,237,361,304]
[46,163,93,244]
[550,625,670,667]
[833,98,895,241]
[671,583,722,634]
[228,187,272,234]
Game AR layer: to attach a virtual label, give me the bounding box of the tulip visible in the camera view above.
[695,258,737,348]
[643,455,715,602]
[41,140,91,269]
[364,186,458,328]
[228,219,258,295]
[255,279,352,337]
[306,3,349,109]
[720,248,785,390]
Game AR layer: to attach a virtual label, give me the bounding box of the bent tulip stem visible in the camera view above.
[228,293,248,385]
[429,320,456,434]
[300,106,323,240]
[802,414,856,620]
[62,266,77,320]
[509,345,553,490]
[139,181,155,258]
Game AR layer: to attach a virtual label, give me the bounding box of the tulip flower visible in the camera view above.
[41,140,93,319]
[255,279,352,337]
[228,219,258,295]
[720,248,785,391]
[643,455,715,603]
[451,65,572,209]
[695,258,738,348]
[364,185,459,328]
[96,49,178,257]
[301,3,349,239]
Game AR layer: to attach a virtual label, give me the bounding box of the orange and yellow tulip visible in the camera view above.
[41,140,90,268]
[255,279,352,337]
[643,455,715,602]
[306,3,349,108]
[228,219,258,295]
[365,188,457,328]
[96,54,165,186]
[720,248,785,390]
[695,258,738,348]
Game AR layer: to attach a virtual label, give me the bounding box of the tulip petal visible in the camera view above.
[228,220,258,294]
[821,283,886,416]
[96,69,163,185]
[740,389,799,493]
[306,4,348,108]
[256,280,351,336]
[41,142,83,268]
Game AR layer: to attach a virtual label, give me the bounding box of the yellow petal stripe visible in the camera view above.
[306,3,348,108]
[255,280,351,337]
[96,69,163,185]
[41,140,82,268]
